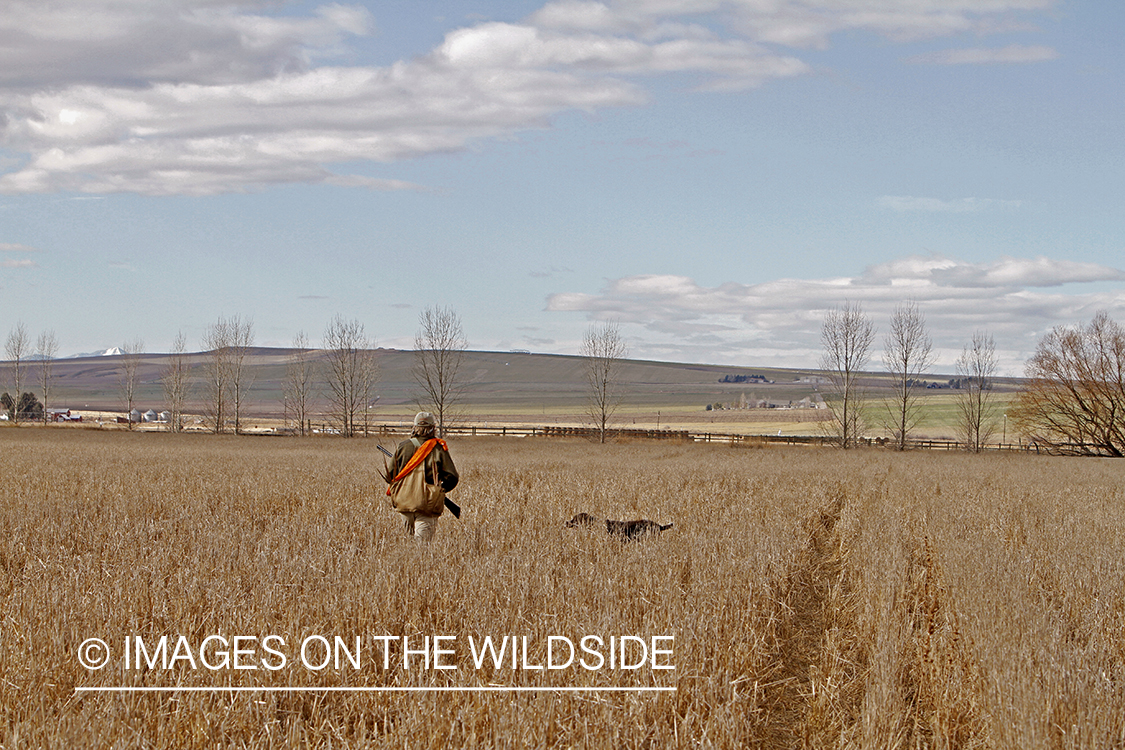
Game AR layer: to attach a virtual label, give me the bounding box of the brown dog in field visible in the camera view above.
[565,513,673,540]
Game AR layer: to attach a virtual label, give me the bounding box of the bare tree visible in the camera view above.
[358,344,378,437]
[227,316,255,434]
[1011,311,1125,456]
[581,321,628,444]
[283,331,317,436]
[881,302,934,450]
[413,305,467,437]
[4,321,31,422]
[161,331,191,433]
[36,330,59,423]
[199,316,255,434]
[955,330,1000,452]
[201,320,231,433]
[120,337,145,427]
[820,302,875,448]
[323,315,375,437]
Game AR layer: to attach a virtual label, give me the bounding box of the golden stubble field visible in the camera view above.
[1,428,1123,748]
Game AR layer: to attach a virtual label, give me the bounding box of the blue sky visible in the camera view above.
[0,0,1122,374]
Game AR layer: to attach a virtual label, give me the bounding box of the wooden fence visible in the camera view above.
[361,423,1044,453]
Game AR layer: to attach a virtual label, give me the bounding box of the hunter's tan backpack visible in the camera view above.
[388,438,446,516]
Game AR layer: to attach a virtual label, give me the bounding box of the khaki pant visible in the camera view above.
[401,512,439,542]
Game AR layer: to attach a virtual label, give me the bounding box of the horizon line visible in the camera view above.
[8,346,988,380]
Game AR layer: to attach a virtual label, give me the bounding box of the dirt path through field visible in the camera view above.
[760,486,859,748]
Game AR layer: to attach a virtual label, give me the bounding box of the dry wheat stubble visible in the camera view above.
[1,429,1124,748]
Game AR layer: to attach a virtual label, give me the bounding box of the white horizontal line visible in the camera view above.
[76,686,676,693]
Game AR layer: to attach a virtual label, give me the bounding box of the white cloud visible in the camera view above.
[530,1,624,32]
[0,0,1059,195]
[533,1,1055,47]
[906,44,1059,65]
[877,195,1022,212]
[1,258,37,268]
[440,21,809,85]
[546,254,1125,371]
[0,242,41,253]
[0,64,644,195]
[930,257,1125,288]
[0,1,373,89]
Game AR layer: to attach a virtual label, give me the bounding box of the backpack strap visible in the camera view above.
[385,438,449,495]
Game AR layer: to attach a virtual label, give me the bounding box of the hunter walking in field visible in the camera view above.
[385,412,459,542]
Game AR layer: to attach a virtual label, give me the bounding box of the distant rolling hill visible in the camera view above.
[5,348,1020,424]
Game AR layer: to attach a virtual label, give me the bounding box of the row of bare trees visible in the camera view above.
[3,307,469,437]
[108,318,253,434]
[4,308,620,441]
[4,321,59,422]
[117,314,373,438]
[596,308,1123,457]
[819,302,999,451]
[820,304,1125,456]
[174,313,375,437]
[282,308,468,438]
[12,303,1118,454]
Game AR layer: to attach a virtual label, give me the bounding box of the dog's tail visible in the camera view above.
[660,523,674,532]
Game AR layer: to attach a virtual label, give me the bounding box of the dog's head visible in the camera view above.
[565,513,599,528]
